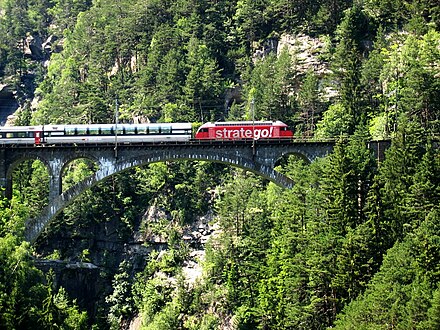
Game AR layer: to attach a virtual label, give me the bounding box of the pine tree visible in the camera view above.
[258,160,305,328]
[376,116,425,245]
[420,287,440,330]
[183,38,224,122]
[298,70,320,136]
[360,25,388,122]
[246,48,298,123]
[321,139,358,233]
[332,4,368,133]
[405,141,440,225]
[333,207,440,329]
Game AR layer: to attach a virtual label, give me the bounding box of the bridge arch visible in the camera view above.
[24,148,294,243]
[120,151,293,185]
[5,153,52,199]
[60,153,101,175]
[59,153,100,194]
[274,151,312,167]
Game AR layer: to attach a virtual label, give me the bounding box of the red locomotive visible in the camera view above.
[194,121,293,140]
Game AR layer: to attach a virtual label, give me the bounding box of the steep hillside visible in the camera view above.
[0,0,439,329]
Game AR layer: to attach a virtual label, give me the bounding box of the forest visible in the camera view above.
[0,0,439,329]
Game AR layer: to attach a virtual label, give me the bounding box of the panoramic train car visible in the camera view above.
[194,121,293,140]
[0,123,193,144]
[0,125,45,144]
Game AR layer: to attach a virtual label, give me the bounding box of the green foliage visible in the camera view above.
[363,0,439,32]
[0,230,40,329]
[315,103,352,138]
[133,274,177,329]
[297,69,322,136]
[1,0,439,328]
[331,4,368,133]
[368,113,388,139]
[379,29,440,134]
[183,38,225,122]
[106,260,134,329]
[375,116,425,243]
[52,287,89,329]
[203,134,380,329]
[420,287,440,329]
[0,196,89,329]
[134,261,224,329]
[333,124,439,328]
[243,49,298,123]
[38,271,89,330]
[62,158,98,191]
[12,160,49,218]
[48,0,93,34]
[334,208,440,329]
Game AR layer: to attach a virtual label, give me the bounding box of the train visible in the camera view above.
[0,121,293,145]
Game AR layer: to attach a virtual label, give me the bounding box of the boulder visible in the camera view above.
[25,34,44,60]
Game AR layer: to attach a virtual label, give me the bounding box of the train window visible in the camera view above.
[6,132,29,138]
[137,125,148,134]
[65,127,76,135]
[76,127,88,135]
[89,127,100,135]
[114,127,124,135]
[47,130,64,136]
[161,126,171,134]
[149,126,159,134]
[100,127,112,135]
[199,128,208,133]
[125,126,136,135]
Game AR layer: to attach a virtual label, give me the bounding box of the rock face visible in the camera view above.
[34,200,218,324]
[1,33,62,124]
[252,33,331,76]
[0,84,19,125]
[277,33,331,76]
[24,34,59,61]
[24,34,45,60]
[34,259,102,317]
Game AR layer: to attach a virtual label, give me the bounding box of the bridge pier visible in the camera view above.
[367,140,391,163]
[48,158,63,202]
[0,149,6,196]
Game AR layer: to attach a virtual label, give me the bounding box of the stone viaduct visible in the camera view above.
[0,139,389,243]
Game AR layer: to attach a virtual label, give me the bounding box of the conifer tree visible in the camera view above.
[246,48,298,123]
[375,116,425,245]
[360,25,388,121]
[298,70,320,136]
[332,4,368,133]
[405,141,440,225]
[183,38,224,122]
[420,287,440,329]
[258,159,312,329]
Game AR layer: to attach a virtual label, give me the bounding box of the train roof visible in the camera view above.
[201,121,286,127]
[0,123,192,131]
[0,125,44,131]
